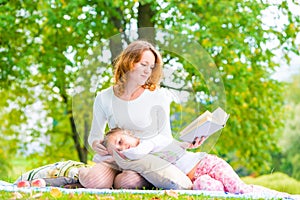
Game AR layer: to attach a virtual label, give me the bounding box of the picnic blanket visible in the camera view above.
[1,180,299,199]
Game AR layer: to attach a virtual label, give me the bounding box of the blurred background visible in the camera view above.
[0,0,299,193]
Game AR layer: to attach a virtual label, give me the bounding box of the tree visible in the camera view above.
[0,0,299,175]
[274,72,300,180]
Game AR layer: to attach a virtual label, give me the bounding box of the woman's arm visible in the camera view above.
[88,94,108,155]
[157,88,207,149]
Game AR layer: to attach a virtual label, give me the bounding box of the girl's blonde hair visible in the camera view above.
[102,128,122,148]
[113,40,163,96]
[102,128,134,148]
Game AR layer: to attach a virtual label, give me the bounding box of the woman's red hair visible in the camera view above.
[113,40,163,95]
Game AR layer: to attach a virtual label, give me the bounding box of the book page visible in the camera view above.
[179,121,211,142]
[212,107,229,125]
[179,107,229,142]
[180,111,212,136]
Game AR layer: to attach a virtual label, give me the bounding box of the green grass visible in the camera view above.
[242,172,300,195]
[9,157,28,181]
[0,190,256,200]
[1,156,28,182]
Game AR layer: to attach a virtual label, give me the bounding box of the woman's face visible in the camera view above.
[106,130,139,154]
[128,50,155,86]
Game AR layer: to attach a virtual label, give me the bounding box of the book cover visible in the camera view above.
[179,107,229,143]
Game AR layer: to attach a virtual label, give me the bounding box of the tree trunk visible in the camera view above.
[109,6,124,63]
[137,3,155,44]
[69,110,88,163]
[110,36,123,64]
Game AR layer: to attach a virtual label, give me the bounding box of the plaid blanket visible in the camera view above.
[14,160,87,183]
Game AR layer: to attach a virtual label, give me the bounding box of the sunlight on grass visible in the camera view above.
[7,157,29,182]
[0,190,251,200]
[242,172,300,194]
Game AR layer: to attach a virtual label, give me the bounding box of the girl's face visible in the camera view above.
[128,50,155,86]
[107,130,139,154]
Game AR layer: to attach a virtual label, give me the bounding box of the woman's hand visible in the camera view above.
[180,136,206,149]
[189,136,206,149]
[92,140,109,156]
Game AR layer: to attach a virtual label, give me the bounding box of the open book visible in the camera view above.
[179,107,230,143]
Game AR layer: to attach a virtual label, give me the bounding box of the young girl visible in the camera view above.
[102,127,295,198]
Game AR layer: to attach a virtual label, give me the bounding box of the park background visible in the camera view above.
[0,0,300,194]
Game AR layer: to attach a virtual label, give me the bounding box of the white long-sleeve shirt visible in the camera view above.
[89,86,176,161]
[122,136,206,175]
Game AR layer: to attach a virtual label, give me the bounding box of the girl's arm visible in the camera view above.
[121,134,171,160]
[121,140,154,160]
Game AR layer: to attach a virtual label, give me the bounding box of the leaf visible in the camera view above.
[151,197,161,200]
[165,190,179,199]
[50,188,62,198]
[31,192,43,198]
[11,192,23,199]
[97,195,115,200]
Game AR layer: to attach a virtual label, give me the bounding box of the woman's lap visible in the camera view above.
[78,162,152,189]
[114,170,153,189]
[78,162,118,189]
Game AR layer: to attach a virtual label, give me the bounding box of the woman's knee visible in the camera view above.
[113,170,153,189]
[78,163,117,189]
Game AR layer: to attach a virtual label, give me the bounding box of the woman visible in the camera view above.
[81,40,202,189]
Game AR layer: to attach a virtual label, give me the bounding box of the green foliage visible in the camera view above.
[0,149,11,180]
[156,0,299,173]
[1,0,299,177]
[273,73,300,180]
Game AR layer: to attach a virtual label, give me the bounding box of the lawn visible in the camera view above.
[242,172,300,195]
[0,190,253,200]
[1,157,300,199]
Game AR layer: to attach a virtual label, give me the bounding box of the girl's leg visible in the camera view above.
[193,174,224,191]
[78,162,118,189]
[194,154,292,198]
[250,185,291,198]
[113,170,154,189]
[193,154,253,193]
